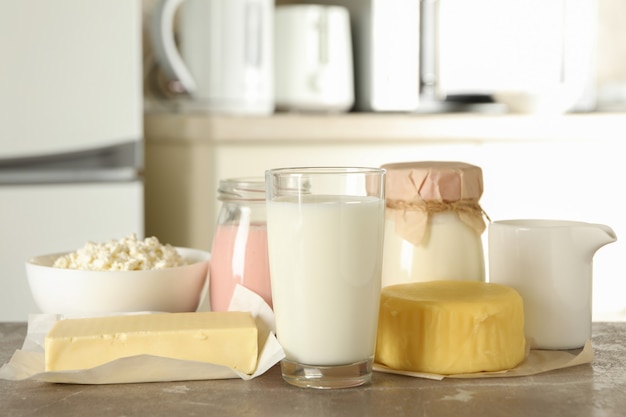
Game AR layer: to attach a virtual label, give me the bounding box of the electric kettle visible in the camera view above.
[150,0,274,115]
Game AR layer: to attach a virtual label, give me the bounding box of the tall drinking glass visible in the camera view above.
[265,167,386,389]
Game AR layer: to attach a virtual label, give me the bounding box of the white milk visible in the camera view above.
[381,211,485,287]
[266,195,384,366]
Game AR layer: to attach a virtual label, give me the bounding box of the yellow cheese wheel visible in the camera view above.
[375,281,526,374]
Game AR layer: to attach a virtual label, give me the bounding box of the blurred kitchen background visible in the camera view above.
[1,0,625,322]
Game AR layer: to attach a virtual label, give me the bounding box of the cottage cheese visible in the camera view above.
[53,234,188,271]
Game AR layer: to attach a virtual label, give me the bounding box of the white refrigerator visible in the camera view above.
[0,0,144,321]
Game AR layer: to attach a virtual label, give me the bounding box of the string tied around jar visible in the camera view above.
[381,161,490,247]
[386,197,491,247]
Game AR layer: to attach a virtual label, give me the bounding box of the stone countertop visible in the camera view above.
[1,322,625,417]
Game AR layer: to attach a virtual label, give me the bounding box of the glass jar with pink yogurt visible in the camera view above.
[209,178,271,311]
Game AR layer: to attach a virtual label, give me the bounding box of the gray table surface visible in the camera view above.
[1,322,625,417]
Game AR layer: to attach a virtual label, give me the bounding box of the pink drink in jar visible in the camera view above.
[209,178,271,311]
[210,223,271,311]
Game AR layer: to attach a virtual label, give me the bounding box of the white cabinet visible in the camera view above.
[0,182,144,322]
[145,112,626,321]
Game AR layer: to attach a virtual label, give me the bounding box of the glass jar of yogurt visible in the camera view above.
[209,178,271,311]
[380,161,489,287]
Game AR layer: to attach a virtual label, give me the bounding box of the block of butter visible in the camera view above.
[375,281,526,375]
[45,311,258,374]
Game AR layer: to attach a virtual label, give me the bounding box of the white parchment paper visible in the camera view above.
[0,285,285,384]
[373,339,594,380]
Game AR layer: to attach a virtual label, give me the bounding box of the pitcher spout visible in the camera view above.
[578,223,617,255]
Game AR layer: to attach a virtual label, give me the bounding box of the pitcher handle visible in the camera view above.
[149,0,197,94]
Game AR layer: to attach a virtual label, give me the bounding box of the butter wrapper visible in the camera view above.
[0,285,285,384]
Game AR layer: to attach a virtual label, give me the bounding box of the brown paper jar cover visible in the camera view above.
[381,161,488,246]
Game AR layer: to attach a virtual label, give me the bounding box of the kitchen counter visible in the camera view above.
[144,111,626,143]
[1,322,625,417]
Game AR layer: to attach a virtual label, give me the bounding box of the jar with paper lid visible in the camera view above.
[209,178,271,311]
[380,161,489,287]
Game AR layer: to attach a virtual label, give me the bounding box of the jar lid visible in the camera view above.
[381,161,483,202]
[218,177,265,201]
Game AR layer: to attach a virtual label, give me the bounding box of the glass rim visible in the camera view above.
[218,177,266,201]
[265,167,386,176]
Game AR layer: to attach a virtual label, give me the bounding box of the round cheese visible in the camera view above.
[375,280,526,374]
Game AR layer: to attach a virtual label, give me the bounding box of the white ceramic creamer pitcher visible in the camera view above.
[149,0,274,114]
[488,219,616,350]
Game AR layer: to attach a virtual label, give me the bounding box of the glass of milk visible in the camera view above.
[265,167,385,389]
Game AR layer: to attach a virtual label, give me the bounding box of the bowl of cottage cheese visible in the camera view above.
[26,234,210,315]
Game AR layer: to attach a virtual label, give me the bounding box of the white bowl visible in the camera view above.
[493,87,580,115]
[26,247,210,315]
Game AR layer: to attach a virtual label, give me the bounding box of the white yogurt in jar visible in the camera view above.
[379,161,488,288]
[382,211,485,287]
